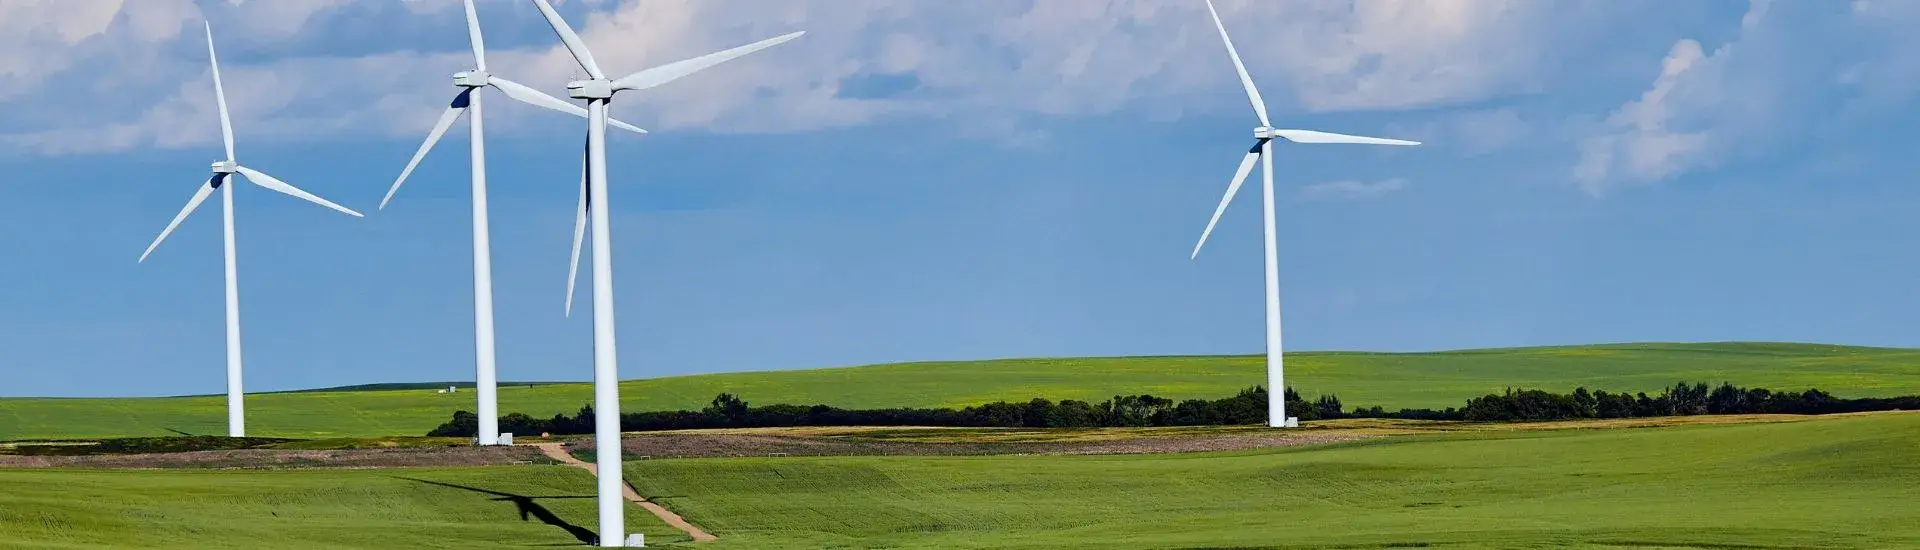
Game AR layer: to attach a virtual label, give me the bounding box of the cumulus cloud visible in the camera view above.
[0,0,1604,157]
[1572,38,1716,194]
[0,0,197,101]
[14,0,1910,200]
[1572,0,1920,195]
[1298,178,1408,201]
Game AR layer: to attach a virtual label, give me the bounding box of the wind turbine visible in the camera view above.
[1187,0,1421,428]
[375,0,645,447]
[524,0,805,545]
[139,21,365,438]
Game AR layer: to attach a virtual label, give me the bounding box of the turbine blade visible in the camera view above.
[565,140,588,317]
[1270,129,1421,146]
[463,0,487,71]
[611,31,806,92]
[487,77,648,134]
[607,115,647,135]
[381,91,471,210]
[140,175,222,263]
[205,21,236,161]
[488,77,579,117]
[1192,144,1263,260]
[235,166,364,218]
[529,0,603,79]
[1203,0,1269,127]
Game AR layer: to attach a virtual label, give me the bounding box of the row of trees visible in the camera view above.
[430,386,1282,436]
[1452,382,1920,421]
[426,382,1918,436]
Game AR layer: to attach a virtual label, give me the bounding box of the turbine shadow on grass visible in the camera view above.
[391,476,597,545]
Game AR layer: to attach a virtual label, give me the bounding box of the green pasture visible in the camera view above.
[0,465,683,548]
[1,413,1915,548]
[5,342,1918,439]
[628,411,1920,549]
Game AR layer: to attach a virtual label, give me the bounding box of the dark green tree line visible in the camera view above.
[427,382,1920,437]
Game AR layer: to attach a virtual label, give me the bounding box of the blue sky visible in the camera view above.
[2,0,1917,398]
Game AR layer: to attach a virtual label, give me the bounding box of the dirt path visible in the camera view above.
[531,442,716,543]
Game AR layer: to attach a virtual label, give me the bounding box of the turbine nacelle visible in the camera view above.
[210,160,238,174]
[1253,127,1278,140]
[452,70,491,88]
[567,79,614,100]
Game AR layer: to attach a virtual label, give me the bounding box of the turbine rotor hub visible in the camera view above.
[210,161,238,174]
[453,70,491,88]
[1253,126,1276,139]
[567,78,614,100]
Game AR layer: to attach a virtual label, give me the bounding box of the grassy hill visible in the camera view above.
[4,342,1918,440]
[629,412,1920,548]
[5,412,1915,548]
[0,465,685,548]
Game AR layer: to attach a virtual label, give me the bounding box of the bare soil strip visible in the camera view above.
[532,442,717,542]
[0,415,1865,471]
[0,445,550,470]
[0,427,1374,469]
[586,429,1375,459]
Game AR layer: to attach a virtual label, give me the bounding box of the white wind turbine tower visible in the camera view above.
[376,0,645,447]
[139,22,366,438]
[523,0,805,545]
[1188,0,1422,428]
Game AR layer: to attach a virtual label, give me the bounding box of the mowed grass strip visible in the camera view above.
[5,342,1919,439]
[625,412,1920,549]
[0,466,683,549]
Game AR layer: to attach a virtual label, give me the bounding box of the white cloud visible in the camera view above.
[1299,178,1408,201]
[1572,0,1920,195]
[16,0,1908,191]
[0,0,197,101]
[1573,37,1716,194]
[0,0,1598,157]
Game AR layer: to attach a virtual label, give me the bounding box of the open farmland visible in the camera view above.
[625,412,1920,549]
[2,413,1915,548]
[4,342,1917,440]
[0,465,685,548]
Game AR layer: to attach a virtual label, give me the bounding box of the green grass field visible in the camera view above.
[2,414,1915,548]
[626,412,1920,549]
[0,465,684,548]
[5,342,1918,440]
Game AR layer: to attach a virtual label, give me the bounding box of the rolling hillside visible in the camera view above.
[4,342,1918,440]
[5,412,1916,548]
[0,465,683,547]
[628,412,1920,548]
